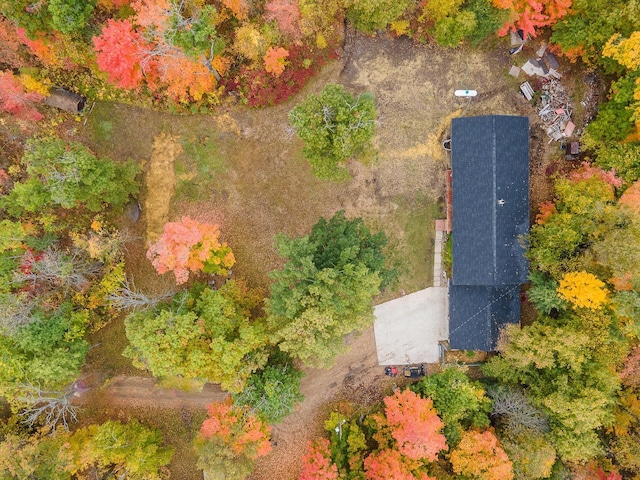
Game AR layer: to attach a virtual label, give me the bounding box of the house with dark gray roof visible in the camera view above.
[448,115,530,351]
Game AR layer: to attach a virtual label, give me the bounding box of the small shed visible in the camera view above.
[45,87,86,113]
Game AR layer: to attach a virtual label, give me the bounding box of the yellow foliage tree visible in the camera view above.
[557,271,608,310]
[603,32,640,70]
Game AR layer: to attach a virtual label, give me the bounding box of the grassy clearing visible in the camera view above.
[175,134,227,202]
[375,197,443,302]
[85,314,141,378]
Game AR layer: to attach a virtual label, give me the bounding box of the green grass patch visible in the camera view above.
[377,196,443,299]
[175,134,226,201]
[88,103,116,146]
[85,315,141,378]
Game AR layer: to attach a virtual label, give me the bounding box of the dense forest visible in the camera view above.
[2,0,640,479]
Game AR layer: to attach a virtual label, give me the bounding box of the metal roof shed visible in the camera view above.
[449,115,530,351]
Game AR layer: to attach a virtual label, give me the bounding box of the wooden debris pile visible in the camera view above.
[537,79,575,142]
[510,42,577,143]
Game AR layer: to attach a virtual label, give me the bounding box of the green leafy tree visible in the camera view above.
[589,141,640,185]
[0,419,171,480]
[465,0,508,44]
[3,137,139,215]
[87,420,173,479]
[233,352,304,423]
[345,0,413,34]
[483,322,620,462]
[434,11,478,47]
[527,270,567,315]
[0,305,89,399]
[47,0,96,34]
[267,211,392,367]
[410,366,491,446]
[501,431,556,480]
[289,84,376,179]
[124,281,269,393]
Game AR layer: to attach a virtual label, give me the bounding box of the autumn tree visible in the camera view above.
[383,389,448,461]
[93,19,148,89]
[299,438,339,480]
[450,430,514,480]
[267,211,393,367]
[196,400,271,480]
[0,71,43,122]
[410,366,491,446]
[146,216,235,285]
[3,137,139,215]
[346,0,414,35]
[363,448,424,480]
[289,84,376,179]
[501,431,556,480]
[124,281,268,392]
[492,0,572,38]
[483,321,621,461]
[0,419,172,479]
[265,0,302,38]
[263,46,289,77]
[557,271,609,310]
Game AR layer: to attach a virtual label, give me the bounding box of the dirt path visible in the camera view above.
[144,133,181,242]
[250,326,393,480]
[74,375,227,410]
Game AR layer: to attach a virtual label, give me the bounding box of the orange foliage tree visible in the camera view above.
[450,430,514,480]
[383,389,448,461]
[146,216,235,284]
[196,400,271,478]
[299,438,339,480]
[557,270,608,310]
[264,47,290,77]
[93,0,228,101]
[0,71,44,122]
[492,0,572,38]
[364,449,435,480]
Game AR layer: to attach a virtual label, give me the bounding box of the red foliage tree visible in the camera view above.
[0,19,27,69]
[265,0,302,38]
[200,400,271,458]
[492,0,572,38]
[299,438,339,480]
[0,71,43,122]
[146,217,235,285]
[93,19,151,89]
[569,162,623,189]
[450,430,514,480]
[383,389,448,461]
[620,346,640,390]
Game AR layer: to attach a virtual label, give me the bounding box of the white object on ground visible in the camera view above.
[454,89,477,97]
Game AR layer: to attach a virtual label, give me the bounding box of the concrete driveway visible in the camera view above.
[373,287,448,365]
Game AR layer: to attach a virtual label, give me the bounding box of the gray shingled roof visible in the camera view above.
[449,285,521,351]
[449,115,529,351]
[451,115,530,286]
